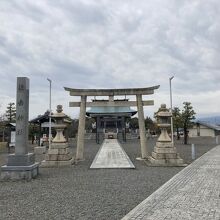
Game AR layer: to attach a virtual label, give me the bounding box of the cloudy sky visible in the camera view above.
[0,0,220,120]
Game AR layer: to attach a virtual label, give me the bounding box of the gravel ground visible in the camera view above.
[0,136,217,220]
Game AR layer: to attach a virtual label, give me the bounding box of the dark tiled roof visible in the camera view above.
[196,120,220,131]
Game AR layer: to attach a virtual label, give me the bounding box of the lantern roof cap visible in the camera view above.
[157,104,171,117]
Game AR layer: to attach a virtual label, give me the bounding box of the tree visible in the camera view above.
[129,117,139,129]
[0,113,6,122]
[172,107,182,140]
[0,103,6,122]
[6,103,16,122]
[145,116,157,133]
[145,117,153,130]
[181,102,196,144]
[85,117,95,132]
[0,113,7,142]
[66,119,78,138]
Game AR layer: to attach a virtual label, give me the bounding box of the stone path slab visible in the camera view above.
[90,139,135,169]
[122,145,220,220]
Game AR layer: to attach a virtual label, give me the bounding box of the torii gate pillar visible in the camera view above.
[76,95,87,161]
[137,94,148,158]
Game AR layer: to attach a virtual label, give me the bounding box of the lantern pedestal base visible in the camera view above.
[149,141,186,166]
[41,143,74,167]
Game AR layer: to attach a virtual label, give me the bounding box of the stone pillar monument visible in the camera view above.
[1,77,39,180]
[41,105,73,167]
[149,104,185,166]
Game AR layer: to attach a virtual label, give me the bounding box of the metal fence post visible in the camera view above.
[191,143,195,160]
[216,136,219,145]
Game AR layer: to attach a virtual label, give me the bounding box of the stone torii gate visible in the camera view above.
[64,86,160,161]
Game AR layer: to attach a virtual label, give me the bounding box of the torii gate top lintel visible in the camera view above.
[64,85,160,96]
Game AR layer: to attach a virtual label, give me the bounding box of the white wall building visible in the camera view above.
[188,121,220,137]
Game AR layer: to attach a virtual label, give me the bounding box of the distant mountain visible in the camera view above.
[197,116,220,125]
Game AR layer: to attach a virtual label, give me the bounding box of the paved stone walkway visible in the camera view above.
[90,139,135,169]
[122,145,220,220]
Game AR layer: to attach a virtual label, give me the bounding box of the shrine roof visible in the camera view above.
[86,106,137,116]
[29,111,54,124]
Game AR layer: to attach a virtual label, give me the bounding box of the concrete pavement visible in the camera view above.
[122,145,220,220]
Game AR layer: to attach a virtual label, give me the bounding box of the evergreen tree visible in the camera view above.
[6,102,16,122]
[129,117,139,129]
[145,116,157,132]
[181,102,196,144]
[145,117,153,129]
[85,117,95,131]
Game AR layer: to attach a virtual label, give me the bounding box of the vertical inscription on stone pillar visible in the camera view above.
[15,77,29,155]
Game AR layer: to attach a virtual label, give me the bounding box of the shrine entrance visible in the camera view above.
[86,101,137,143]
[64,86,159,162]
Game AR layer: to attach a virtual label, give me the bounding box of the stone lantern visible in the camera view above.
[51,105,67,144]
[149,104,185,166]
[41,105,73,167]
[156,104,172,143]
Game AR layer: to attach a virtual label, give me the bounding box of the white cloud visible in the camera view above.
[0,0,220,119]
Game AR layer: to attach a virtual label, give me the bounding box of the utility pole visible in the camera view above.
[169,76,174,146]
[47,78,52,149]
